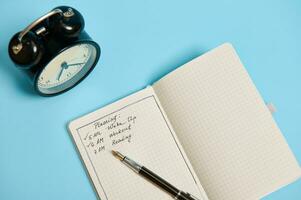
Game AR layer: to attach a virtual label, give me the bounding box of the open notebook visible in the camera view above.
[68,43,301,200]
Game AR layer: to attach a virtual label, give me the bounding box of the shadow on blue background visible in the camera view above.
[0,0,300,200]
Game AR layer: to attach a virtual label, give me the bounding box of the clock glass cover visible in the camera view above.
[37,43,97,95]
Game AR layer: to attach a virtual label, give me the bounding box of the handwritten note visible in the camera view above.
[69,87,204,200]
[81,113,137,155]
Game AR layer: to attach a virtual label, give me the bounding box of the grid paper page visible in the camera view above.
[68,87,208,200]
[153,43,301,200]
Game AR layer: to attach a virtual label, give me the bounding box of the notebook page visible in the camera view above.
[153,43,301,200]
[68,87,208,200]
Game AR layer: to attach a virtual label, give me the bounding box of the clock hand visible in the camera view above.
[66,62,86,67]
[57,62,68,80]
[56,61,84,81]
[57,67,65,81]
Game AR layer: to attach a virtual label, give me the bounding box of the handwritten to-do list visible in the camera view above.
[81,113,137,155]
[70,89,202,200]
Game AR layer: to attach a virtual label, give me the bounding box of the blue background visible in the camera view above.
[0,0,300,199]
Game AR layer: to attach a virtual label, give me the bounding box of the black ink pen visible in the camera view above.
[112,150,201,200]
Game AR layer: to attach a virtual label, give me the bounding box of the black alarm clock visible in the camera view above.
[8,6,101,96]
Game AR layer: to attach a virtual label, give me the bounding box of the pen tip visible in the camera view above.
[111,149,117,156]
[111,150,125,160]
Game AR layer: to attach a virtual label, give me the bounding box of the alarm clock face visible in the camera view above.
[37,43,98,95]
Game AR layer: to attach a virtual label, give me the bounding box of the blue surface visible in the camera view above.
[0,0,300,199]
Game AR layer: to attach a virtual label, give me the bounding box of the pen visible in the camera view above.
[111,150,201,200]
